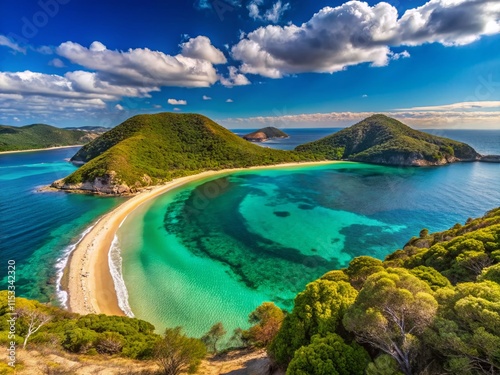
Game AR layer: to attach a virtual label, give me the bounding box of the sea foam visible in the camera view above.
[55,220,101,309]
[109,234,135,317]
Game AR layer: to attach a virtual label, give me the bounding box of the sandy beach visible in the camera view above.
[64,161,342,316]
[0,145,83,154]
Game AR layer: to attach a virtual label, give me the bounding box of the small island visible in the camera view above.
[243,126,289,142]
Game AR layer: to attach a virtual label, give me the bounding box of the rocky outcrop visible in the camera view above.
[51,171,132,195]
[480,155,500,163]
[351,151,480,166]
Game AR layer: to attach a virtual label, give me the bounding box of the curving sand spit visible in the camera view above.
[64,161,342,316]
[0,145,83,154]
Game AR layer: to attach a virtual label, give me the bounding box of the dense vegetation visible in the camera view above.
[0,124,100,152]
[243,126,289,141]
[58,113,315,193]
[295,114,480,165]
[267,207,500,375]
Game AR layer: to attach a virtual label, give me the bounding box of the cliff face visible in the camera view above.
[296,114,481,166]
[243,127,289,142]
[51,171,132,195]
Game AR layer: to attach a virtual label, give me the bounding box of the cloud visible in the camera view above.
[219,66,251,87]
[115,104,124,110]
[0,70,135,100]
[0,35,26,53]
[233,0,500,78]
[57,40,220,88]
[168,98,187,105]
[226,98,234,102]
[203,95,212,100]
[13,117,20,122]
[391,51,410,60]
[180,36,227,64]
[247,0,290,23]
[397,101,500,111]
[173,107,181,111]
[362,94,368,98]
[49,58,65,68]
[35,46,54,55]
[220,108,500,129]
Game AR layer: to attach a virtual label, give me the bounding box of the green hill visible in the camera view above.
[53,113,313,194]
[243,126,289,142]
[0,124,102,152]
[295,114,480,165]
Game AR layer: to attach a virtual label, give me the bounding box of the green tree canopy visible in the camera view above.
[269,279,357,367]
[286,333,370,375]
[242,302,285,347]
[343,268,438,375]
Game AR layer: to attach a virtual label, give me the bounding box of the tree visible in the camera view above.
[17,307,52,349]
[424,281,500,374]
[366,355,403,375]
[345,256,385,289]
[343,268,438,375]
[242,302,284,347]
[409,265,451,291]
[154,327,206,375]
[201,322,226,354]
[479,263,500,284]
[269,279,357,367]
[286,333,370,375]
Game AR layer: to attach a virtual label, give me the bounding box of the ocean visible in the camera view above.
[1,129,499,339]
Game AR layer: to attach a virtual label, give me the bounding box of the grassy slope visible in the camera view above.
[64,113,316,187]
[0,124,89,152]
[295,114,479,164]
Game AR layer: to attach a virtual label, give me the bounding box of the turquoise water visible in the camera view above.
[0,148,124,303]
[119,161,500,337]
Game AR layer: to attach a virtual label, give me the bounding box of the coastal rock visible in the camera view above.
[480,155,500,163]
[51,171,133,195]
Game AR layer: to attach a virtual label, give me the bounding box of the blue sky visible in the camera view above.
[0,0,500,128]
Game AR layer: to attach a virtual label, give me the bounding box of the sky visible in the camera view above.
[0,0,500,129]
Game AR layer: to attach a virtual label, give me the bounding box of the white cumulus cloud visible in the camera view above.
[168,98,187,105]
[247,0,290,23]
[233,0,500,78]
[57,40,220,88]
[219,66,251,87]
[203,95,212,100]
[180,36,227,64]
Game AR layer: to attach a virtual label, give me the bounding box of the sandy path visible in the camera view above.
[65,161,342,316]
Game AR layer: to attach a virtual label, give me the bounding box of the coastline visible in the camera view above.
[0,145,83,155]
[64,160,343,316]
